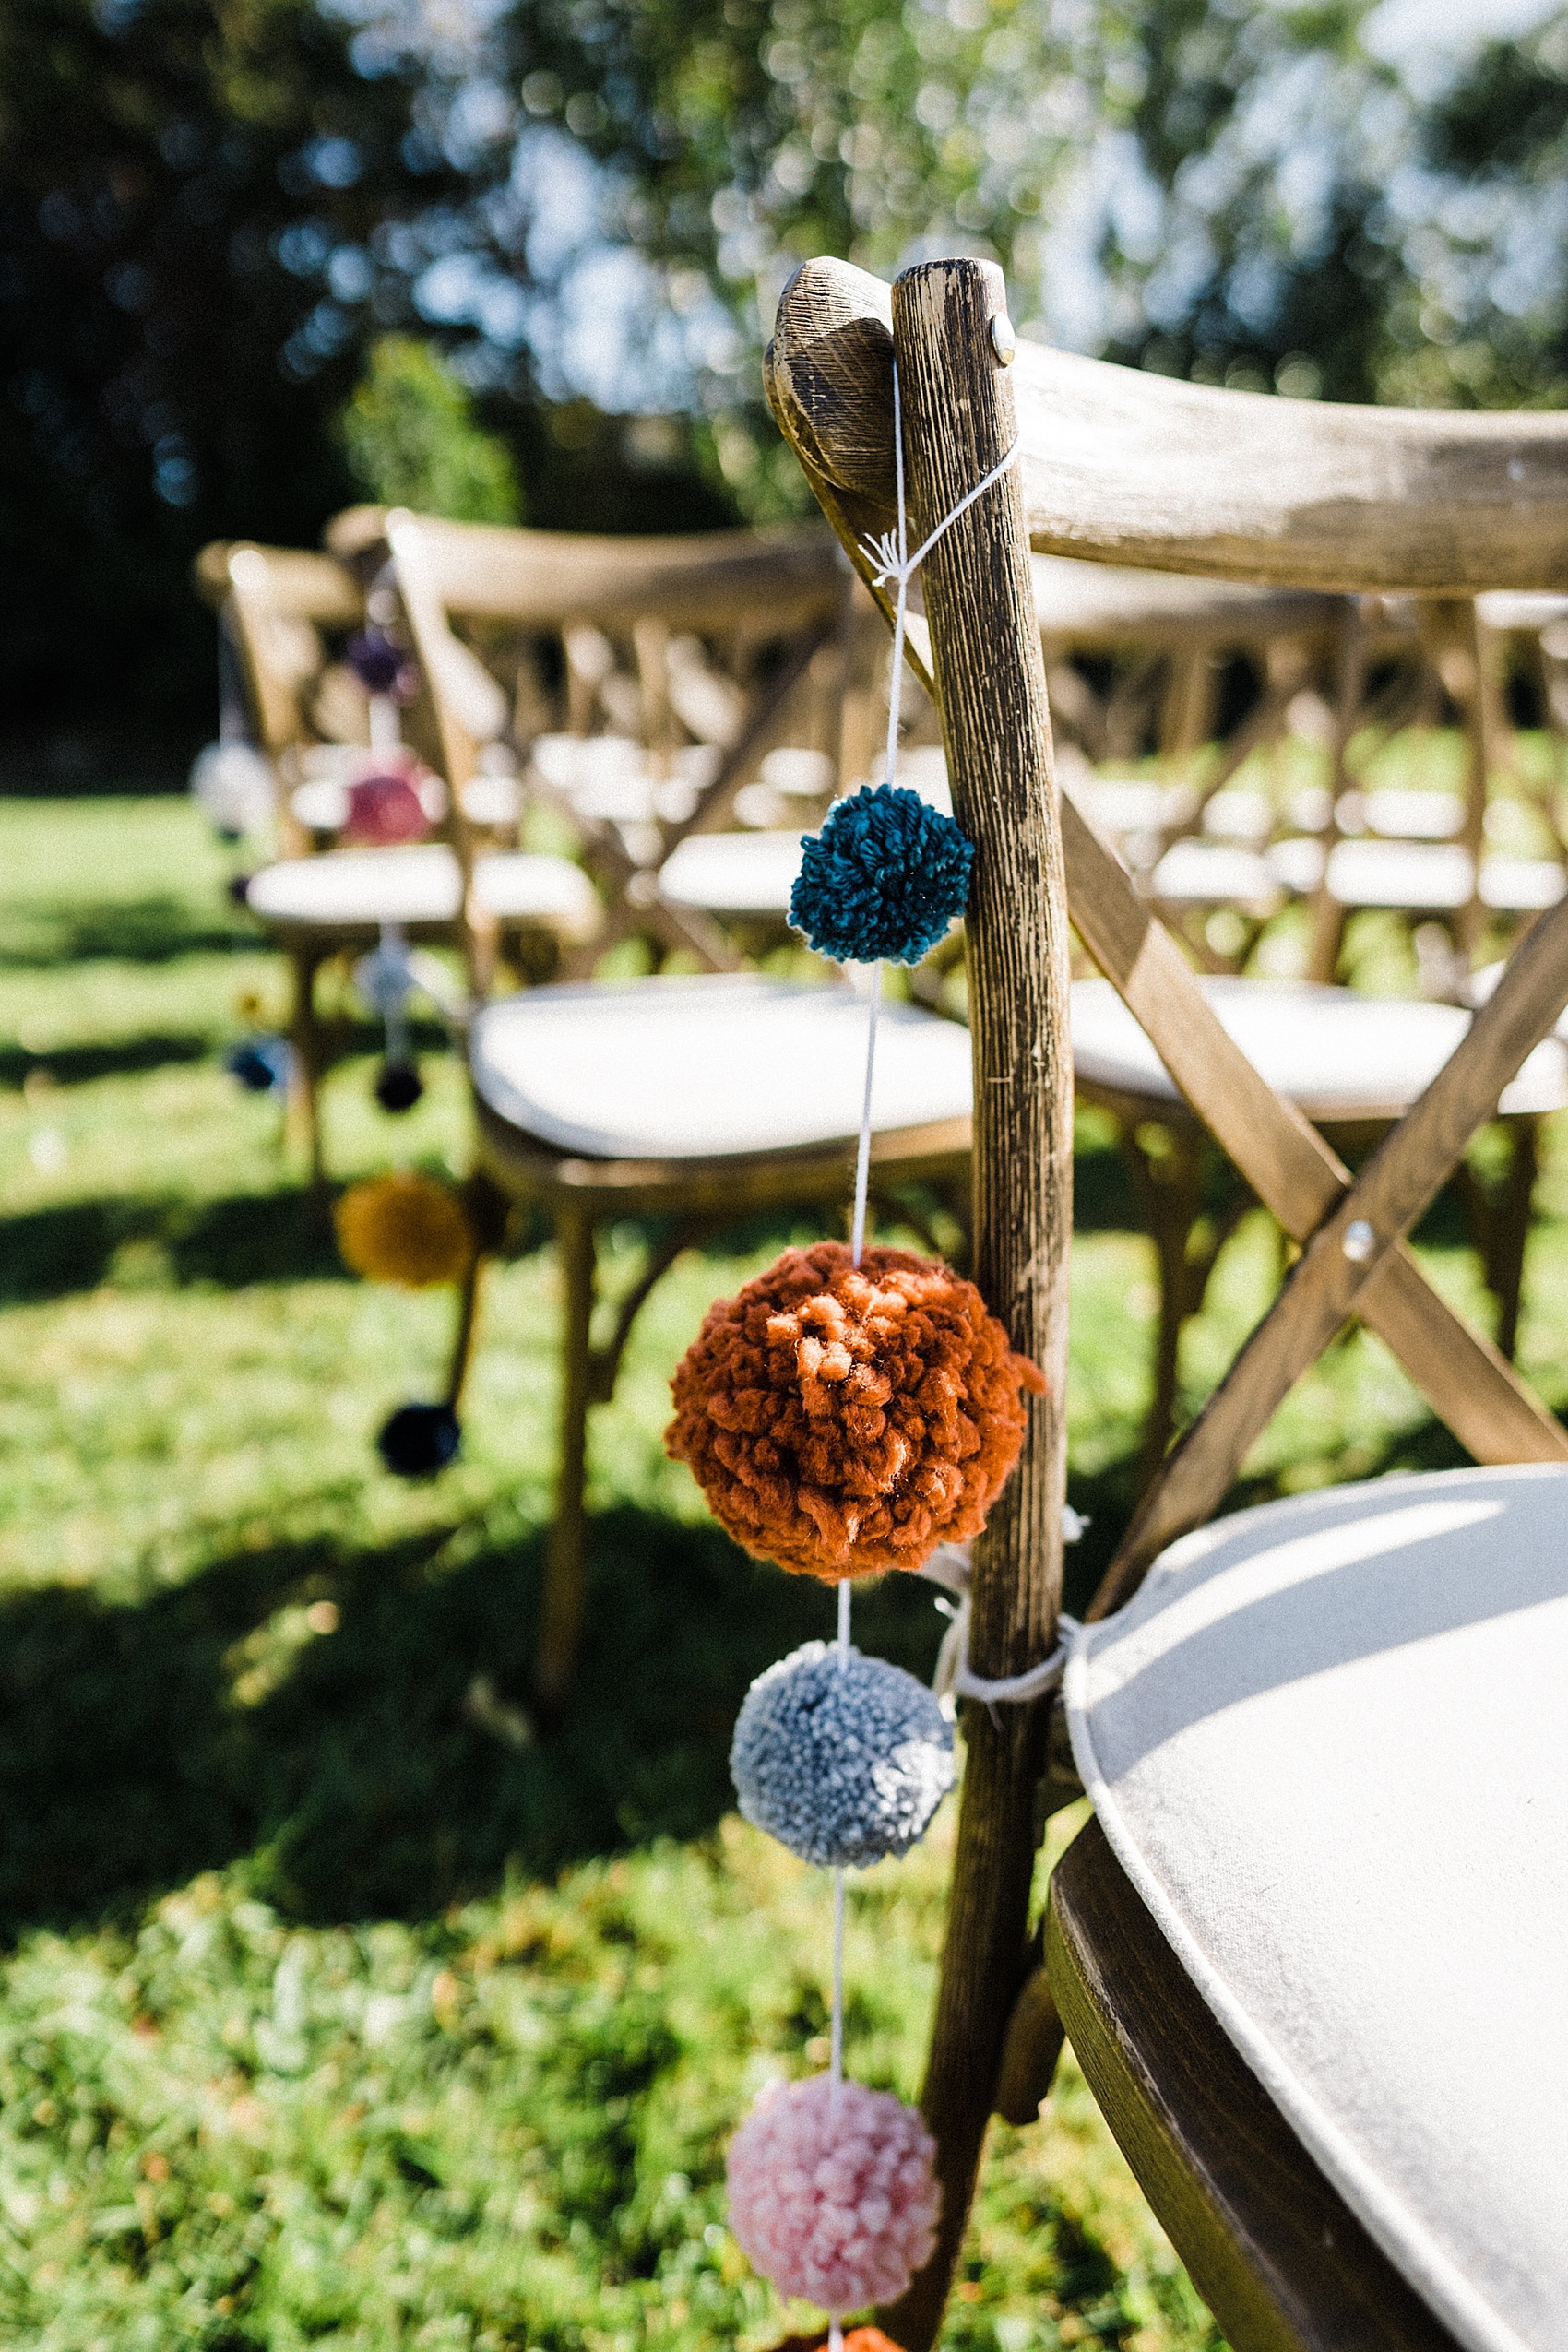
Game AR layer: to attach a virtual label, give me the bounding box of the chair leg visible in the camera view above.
[286,944,327,1197]
[1306,885,1346,985]
[1126,1127,1206,1487]
[1490,1115,1538,1363]
[535,1205,596,1712]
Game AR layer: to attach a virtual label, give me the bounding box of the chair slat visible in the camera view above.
[1100,891,1568,1602]
[769,258,1568,596]
[332,505,843,628]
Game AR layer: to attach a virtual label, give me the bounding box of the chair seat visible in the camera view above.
[1063,1465,1568,2352]
[1262,837,1565,914]
[658,830,809,917]
[1071,974,1568,1121]
[245,845,600,939]
[469,974,973,1159]
[1148,839,1280,909]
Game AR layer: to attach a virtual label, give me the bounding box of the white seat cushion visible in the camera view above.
[658,830,807,917]
[246,846,599,939]
[1479,856,1566,912]
[469,974,972,1158]
[1324,837,1474,909]
[1071,974,1568,1120]
[1147,839,1280,909]
[1065,1465,1568,2352]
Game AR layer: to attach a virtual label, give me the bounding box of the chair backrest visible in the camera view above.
[767,253,1568,2345]
[194,540,364,768]
[352,505,857,971]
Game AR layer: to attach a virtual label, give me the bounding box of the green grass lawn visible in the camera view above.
[2,792,1565,2349]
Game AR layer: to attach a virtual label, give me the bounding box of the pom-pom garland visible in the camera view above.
[374,1059,424,1113]
[731,1642,954,1868]
[334,1172,474,1289]
[790,784,973,966]
[727,2074,940,2315]
[378,1401,460,1478]
[190,740,276,839]
[341,764,434,847]
[224,1037,291,1095]
[345,627,417,702]
[666,1241,1045,1581]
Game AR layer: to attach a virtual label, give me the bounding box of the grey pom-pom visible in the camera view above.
[731,1641,955,1869]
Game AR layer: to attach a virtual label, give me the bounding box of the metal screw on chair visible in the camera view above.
[990,314,1016,367]
[1343,1218,1376,1263]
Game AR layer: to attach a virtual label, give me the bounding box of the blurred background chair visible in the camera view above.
[196,537,598,1187]
[317,505,971,1704]
[331,504,858,979]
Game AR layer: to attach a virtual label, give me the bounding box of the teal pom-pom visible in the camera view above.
[790,783,974,965]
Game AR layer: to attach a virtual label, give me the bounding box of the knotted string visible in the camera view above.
[824,364,1019,2352]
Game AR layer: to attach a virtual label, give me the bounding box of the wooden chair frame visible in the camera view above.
[340,505,855,984]
[196,540,369,1183]
[766,254,1568,2349]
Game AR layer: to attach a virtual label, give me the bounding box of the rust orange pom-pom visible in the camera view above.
[665,1241,1044,1581]
[334,1172,474,1289]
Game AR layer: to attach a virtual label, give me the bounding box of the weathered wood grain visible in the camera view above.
[329,504,843,629]
[1047,1822,1465,2352]
[874,256,1071,2352]
[766,259,1568,595]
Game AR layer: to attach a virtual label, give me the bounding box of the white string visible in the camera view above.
[830,1576,849,2118]
[849,961,881,1268]
[932,1598,1081,1710]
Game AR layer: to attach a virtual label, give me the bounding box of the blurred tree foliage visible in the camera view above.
[0,0,460,733]
[5,0,1566,745]
[339,334,522,521]
[505,0,1568,490]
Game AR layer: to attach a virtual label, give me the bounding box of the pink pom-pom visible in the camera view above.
[342,762,434,846]
[726,2074,941,2316]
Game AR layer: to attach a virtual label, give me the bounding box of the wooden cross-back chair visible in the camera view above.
[768,255,1568,2352]
[328,505,859,980]
[196,539,599,1188]
[1280,591,1568,990]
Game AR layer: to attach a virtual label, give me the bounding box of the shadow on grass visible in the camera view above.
[0,1033,213,1089]
[0,1505,948,1941]
[0,1190,349,1303]
[0,898,251,968]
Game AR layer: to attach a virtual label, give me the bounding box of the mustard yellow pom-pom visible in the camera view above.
[334,1173,474,1289]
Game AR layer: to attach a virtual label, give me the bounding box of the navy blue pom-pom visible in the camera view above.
[790,784,973,965]
[378,1402,460,1478]
[374,1058,423,1113]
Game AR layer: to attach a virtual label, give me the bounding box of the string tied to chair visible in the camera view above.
[668,360,1044,2348]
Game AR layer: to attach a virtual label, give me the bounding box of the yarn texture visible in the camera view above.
[731,1642,954,1868]
[666,1241,1044,1581]
[727,2074,940,2314]
[790,784,973,965]
[335,1173,474,1289]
